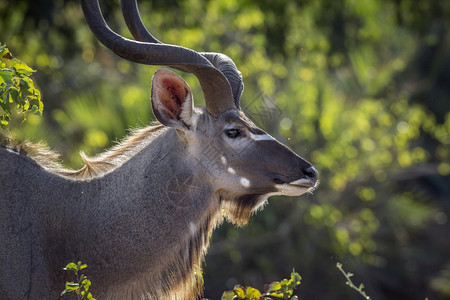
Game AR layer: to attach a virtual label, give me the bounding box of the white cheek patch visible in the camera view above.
[248,132,275,141]
[227,167,236,174]
[240,177,250,187]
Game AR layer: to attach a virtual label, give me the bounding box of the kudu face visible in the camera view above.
[151,69,318,225]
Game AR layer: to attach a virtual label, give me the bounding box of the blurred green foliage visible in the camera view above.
[0,43,43,127]
[1,0,449,299]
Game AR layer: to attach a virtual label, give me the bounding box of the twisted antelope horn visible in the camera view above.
[120,0,244,108]
[81,0,239,117]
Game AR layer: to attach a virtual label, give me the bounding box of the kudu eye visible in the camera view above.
[225,128,241,139]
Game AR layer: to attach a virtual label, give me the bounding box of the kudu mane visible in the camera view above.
[1,125,165,180]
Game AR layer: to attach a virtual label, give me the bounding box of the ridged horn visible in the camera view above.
[119,0,243,108]
[81,0,237,117]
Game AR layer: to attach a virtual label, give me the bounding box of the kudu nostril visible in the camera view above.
[303,166,318,180]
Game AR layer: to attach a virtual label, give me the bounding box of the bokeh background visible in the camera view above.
[1,0,449,299]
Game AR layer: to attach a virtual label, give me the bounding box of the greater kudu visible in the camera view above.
[0,0,318,299]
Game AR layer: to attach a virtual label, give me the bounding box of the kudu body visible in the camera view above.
[0,1,318,299]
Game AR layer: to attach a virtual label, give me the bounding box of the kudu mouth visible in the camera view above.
[271,166,319,188]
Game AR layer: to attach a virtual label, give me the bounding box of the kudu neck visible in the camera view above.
[52,128,222,298]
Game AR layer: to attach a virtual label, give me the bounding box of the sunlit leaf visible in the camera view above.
[63,262,78,271]
[267,281,282,292]
[290,271,301,286]
[64,282,79,290]
[221,290,236,300]
[233,285,246,299]
[10,58,35,76]
[245,286,261,300]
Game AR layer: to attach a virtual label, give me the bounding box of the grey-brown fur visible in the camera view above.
[0,1,318,298]
[1,126,219,299]
[1,105,315,299]
[0,94,317,299]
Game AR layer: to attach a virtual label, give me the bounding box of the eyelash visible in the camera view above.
[225,128,241,139]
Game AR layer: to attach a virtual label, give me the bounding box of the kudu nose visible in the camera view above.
[302,166,318,183]
[271,166,318,186]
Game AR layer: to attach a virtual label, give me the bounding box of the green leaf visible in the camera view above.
[81,278,91,291]
[82,291,96,300]
[267,292,284,298]
[0,44,7,56]
[221,291,236,300]
[85,280,92,291]
[290,271,302,286]
[220,291,236,300]
[0,117,9,127]
[0,98,11,114]
[22,101,30,111]
[267,281,282,292]
[280,279,289,286]
[60,289,74,296]
[31,105,42,116]
[283,290,293,298]
[8,87,18,103]
[233,285,246,299]
[10,58,35,76]
[87,293,97,300]
[19,77,31,92]
[246,286,262,300]
[0,69,14,85]
[63,262,78,271]
[0,45,12,61]
[64,281,79,291]
[79,274,87,284]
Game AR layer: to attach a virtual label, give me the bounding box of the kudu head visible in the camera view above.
[81,0,318,225]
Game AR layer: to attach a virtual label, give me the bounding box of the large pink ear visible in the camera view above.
[151,68,194,129]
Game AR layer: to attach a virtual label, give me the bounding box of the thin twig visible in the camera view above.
[336,262,371,300]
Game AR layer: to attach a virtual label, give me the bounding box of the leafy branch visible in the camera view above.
[0,43,43,128]
[61,261,96,300]
[336,262,371,300]
[221,270,301,300]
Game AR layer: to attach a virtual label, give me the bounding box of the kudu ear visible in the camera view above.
[151,68,194,130]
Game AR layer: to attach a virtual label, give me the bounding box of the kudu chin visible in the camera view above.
[0,0,318,299]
